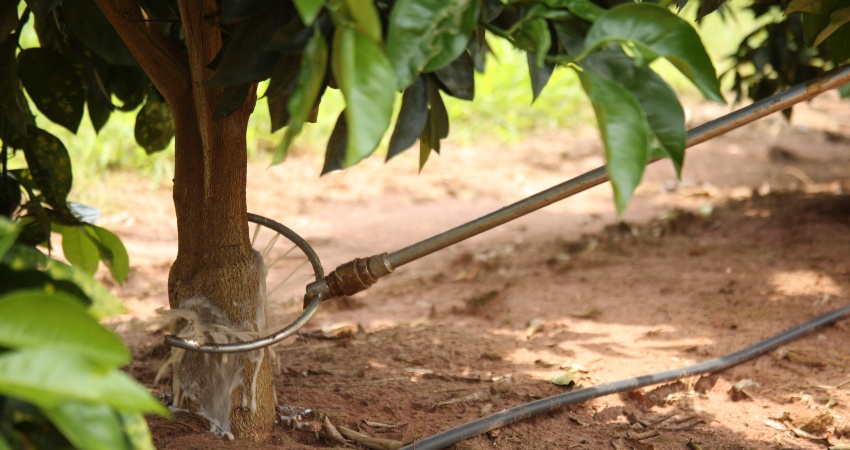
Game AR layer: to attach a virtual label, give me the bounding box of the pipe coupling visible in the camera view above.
[326,257,379,297]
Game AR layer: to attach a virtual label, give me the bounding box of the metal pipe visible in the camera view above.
[384,65,850,271]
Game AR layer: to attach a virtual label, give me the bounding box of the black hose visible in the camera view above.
[402,304,850,450]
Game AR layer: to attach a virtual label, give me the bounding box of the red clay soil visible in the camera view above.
[100,95,850,449]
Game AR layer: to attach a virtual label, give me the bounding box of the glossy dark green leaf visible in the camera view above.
[0,0,18,46]
[346,0,383,43]
[827,22,850,63]
[213,83,252,120]
[107,66,147,112]
[419,114,435,170]
[332,27,396,167]
[23,127,72,207]
[44,402,130,450]
[275,28,328,165]
[55,224,99,275]
[582,51,686,174]
[134,91,174,154]
[87,89,112,133]
[0,39,33,136]
[387,0,481,89]
[584,3,725,105]
[578,70,651,215]
[321,111,347,174]
[221,0,268,23]
[433,51,475,100]
[387,76,428,160]
[802,12,830,46]
[293,0,324,26]
[696,0,727,20]
[428,77,449,140]
[266,54,303,132]
[18,48,85,133]
[528,52,554,103]
[787,0,843,14]
[207,4,287,86]
[0,348,167,414]
[813,7,850,46]
[60,0,137,66]
[0,289,129,366]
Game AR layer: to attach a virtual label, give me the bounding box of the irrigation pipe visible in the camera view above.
[401,304,850,450]
[165,65,850,354]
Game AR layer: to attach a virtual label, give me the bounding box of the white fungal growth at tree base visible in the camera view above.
[155,296,276,439]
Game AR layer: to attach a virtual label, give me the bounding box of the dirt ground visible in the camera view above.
[97,94,850,449]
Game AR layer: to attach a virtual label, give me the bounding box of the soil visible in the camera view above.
[97,94,850,449]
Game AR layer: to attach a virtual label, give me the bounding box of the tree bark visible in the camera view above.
[94,0,275,441]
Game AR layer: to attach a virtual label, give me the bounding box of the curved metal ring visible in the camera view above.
[164,213,325,353]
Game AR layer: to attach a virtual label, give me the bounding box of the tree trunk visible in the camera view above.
[92,0,276,441]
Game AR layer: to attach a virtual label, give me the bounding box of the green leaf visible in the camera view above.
[515,18,551,69]
[0,433,10,450]
[332,27,396,167]
[266,55,303,132]
[528,52,554,103]
[578,70,651,215]
[119,412,156,450]
[540,0,605,22]
[346,0,383,43]
[89,225,129,284]
[0,217,20,261]
[787,0,843,14]
[0,348,168,415]
[293,0,324,26]
[0,38,33,137]
[134,90,174,154]
[387,76,429,160]
[826,22,850,63]
[0,0,18,47]
[321,111,348,174]
[18,48,85,134]
[44,258,126,318]
[221,0,268,23]
[0,289,130,367]
[206,4,286,86]
[813,7,850,46]
[387,0,481,89]
[432,51,475,100]
[108,66,147,112]
[212,83,252,120]
[60,0,137,66]
[582,51,686,175]
[583,3,725,105]
[427,77,449,141]
[23,127,73,208]
[55,224,99,276]
[43,402,130,450]
[274,28,328,165]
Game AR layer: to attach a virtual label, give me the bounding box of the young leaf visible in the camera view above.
[134,91,174,154]
[332,26,396,168]
[0,348,168,415]
[43,402,131,450]
[578,70,651,215]
[387,0,481,89]
[55,224,99,275]
[346,0,383,43]
[387,76,429,160]
[0,290,130,366]
[293,0,324,26]
[274,28,328,165]
[581,51,686,174]
[583,3,725,105]
[18,48,85,133]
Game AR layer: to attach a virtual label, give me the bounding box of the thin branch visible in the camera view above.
[92,0,189,104]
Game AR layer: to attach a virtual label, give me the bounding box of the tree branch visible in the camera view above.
[92,0,189,104]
